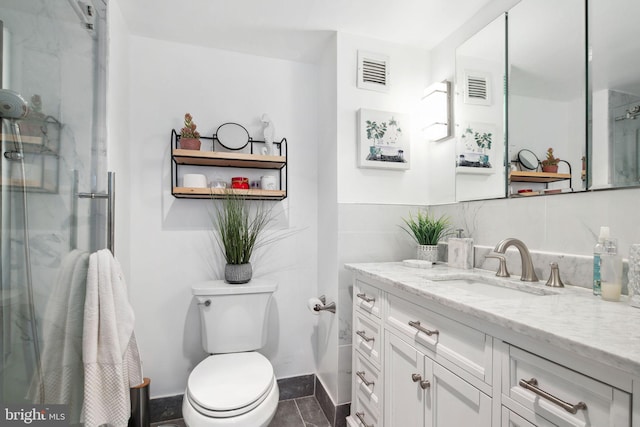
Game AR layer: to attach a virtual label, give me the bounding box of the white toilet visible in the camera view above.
[183,279,279,427]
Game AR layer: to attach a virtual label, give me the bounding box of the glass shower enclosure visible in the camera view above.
[1,0,107,422]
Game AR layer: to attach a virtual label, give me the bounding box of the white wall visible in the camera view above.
[107,0,131,279]
[430,187,640,264]
[316,34,341,404]
[120,35,319,398]
[315,32,430,406]
[336,33,430,205]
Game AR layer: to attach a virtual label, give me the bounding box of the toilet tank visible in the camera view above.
[192,279,277,354]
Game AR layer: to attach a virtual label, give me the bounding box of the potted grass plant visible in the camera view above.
[400,210,452,262]
[212,192,274,284]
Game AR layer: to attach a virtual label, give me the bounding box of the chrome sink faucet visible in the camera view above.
[492,238,539,282]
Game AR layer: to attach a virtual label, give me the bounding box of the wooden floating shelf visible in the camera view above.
[510,171,571,183]
[172,149,285,169]
[173,187,287,200]
[1,133,44,144]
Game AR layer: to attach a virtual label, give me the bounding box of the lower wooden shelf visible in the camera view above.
[510,171,571,183]
[172,187,286,200]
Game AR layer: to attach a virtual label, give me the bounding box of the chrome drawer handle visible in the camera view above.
[518,378,587,414]
[355,411,373,427]
[356,293,375,303]
[408,320,439,336]
[356,330,375,342]
[356,370,375,387]
[411,373,431,389]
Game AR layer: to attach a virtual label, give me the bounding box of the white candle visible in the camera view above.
[601,281,622,302]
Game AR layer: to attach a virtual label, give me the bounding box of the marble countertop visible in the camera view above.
[346,261,640,376]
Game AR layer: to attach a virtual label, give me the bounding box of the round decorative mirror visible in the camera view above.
[517,149,539,170]
[216,123,250,150]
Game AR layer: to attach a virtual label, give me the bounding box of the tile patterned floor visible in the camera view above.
[151,395,330,427]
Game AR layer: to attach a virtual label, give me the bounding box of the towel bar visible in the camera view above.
[77,171,115,255]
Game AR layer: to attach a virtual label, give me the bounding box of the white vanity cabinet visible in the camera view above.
[351,279,384,427]
[347,270,635,427]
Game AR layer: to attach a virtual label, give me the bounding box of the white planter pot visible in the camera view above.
[417,245,439,262]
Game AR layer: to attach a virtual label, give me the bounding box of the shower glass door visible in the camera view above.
[0,0,107,422]
[612,102,640,186]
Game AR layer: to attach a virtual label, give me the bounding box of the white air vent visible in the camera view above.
[464,71,491,106]
[357,51,390,93]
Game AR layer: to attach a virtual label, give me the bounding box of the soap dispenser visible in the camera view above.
[593,226,622,300]
[447,229,474,269]
[593,226,607,296]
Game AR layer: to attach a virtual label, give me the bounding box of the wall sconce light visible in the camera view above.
[421,80,452,142]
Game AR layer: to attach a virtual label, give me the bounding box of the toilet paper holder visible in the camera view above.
[313,295,336,314]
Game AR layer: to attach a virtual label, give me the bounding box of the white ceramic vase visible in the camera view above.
[417,245,438,262]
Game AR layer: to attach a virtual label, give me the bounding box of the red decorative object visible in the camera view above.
[542,165,558,173]
[231,177,249,189]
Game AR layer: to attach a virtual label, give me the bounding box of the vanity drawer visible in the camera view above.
[354,310,382,367]
[350,392,380,427]
[353,351,382,416]
[354,279,382,318]
[502,346,631,427]
[386,294,492,384]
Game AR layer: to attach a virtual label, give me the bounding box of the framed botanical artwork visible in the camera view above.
[357,109,410,170]
[456,122,498,171]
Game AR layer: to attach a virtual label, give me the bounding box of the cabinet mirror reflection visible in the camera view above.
[452,0,640,200]
[454,13,507,202]
[590,0,640,189]
[508,0,586,198]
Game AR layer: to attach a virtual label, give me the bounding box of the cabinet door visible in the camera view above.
[429,363,492,427]
[384,332,426,427]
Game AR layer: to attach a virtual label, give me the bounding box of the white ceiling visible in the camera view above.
[118,0,495,62]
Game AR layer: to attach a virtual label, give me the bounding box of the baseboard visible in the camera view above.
[150,394,183,423]
[277,373,315,400]
[149,374,316,422]
[314,377,351,427]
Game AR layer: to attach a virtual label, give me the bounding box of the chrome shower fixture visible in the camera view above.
[626,105,640,120]
[67,0,97,30]
[0,89,28,119]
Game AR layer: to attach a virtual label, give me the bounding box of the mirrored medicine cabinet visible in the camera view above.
[452,0,639,202]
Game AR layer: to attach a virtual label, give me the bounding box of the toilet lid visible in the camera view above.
[188,352,274,413]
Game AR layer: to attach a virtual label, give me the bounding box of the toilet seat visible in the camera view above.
[187,352,274,418]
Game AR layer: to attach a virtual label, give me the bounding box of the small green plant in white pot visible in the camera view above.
[400,210,452,262]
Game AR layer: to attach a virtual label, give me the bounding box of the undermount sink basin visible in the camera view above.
[431,274,558,299]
